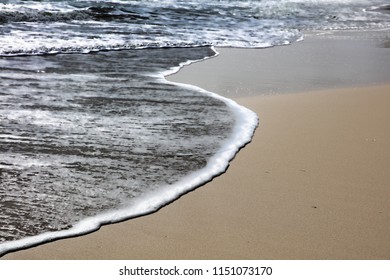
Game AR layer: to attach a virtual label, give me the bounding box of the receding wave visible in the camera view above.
[0,46,258,256]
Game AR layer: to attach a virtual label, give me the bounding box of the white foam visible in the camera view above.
[9,0,388,56]
[0,47,258,257]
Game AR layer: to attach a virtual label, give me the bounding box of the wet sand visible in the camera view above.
[3,31,390,259]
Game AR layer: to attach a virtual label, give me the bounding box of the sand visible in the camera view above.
[2,31,390,259]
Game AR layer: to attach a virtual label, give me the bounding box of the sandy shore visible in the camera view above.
[3,31,390,259]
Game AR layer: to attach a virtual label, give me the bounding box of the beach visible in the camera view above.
[2,31,390,259]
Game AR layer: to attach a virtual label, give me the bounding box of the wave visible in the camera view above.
[0,5,150,24]
[2,0,390,56]
[0,46,258,256]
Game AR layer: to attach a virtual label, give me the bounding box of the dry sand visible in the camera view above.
[2,31,390,259]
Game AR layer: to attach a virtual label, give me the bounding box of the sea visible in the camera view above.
[1,0,390,256]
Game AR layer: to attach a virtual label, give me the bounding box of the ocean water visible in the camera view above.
[1,0,390,256]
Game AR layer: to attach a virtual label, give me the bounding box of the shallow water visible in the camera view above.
[0,46,242,244]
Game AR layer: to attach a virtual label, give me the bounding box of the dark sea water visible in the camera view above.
[1,0,390,255]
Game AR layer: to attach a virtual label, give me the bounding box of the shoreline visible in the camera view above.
[2,30,390,259]
[169,30,390,97]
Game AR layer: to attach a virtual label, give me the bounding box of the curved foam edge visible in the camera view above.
[0,46,259,257]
